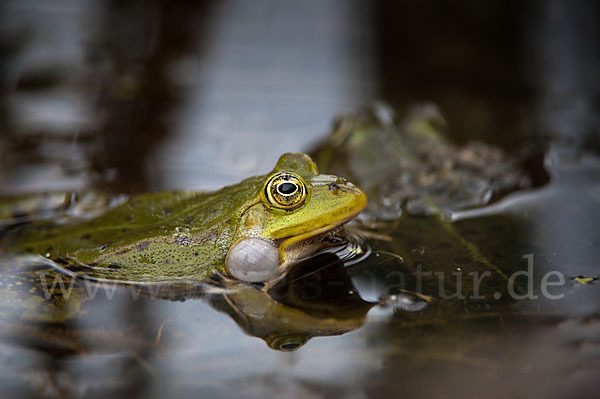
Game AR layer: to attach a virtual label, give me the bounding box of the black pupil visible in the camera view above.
[278,182,297,195]
[281,342,300,350]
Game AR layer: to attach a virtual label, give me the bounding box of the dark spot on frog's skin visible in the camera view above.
[173,235,190,246]
[194,252,199,256]
[108,263,122,269]
[100,242,112,251]
[67,264,88,273]
[327,182,347,194]
[184,216,194,224]
[80,233,91,240]
[136,241,150,250]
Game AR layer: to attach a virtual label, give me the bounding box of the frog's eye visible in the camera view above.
[267,334,309,351]
[261,171,308,211]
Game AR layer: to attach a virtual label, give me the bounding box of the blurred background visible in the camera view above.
[1,0,597,194]
[1,1,599,398]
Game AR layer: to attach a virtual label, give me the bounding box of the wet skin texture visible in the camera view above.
[1,153,367,284]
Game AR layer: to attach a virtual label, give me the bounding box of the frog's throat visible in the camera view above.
[276,212,359,263]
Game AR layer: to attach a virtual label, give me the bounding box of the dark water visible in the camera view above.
[1,1,599,398]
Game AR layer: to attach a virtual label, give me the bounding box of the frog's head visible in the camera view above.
[225,153,367,283]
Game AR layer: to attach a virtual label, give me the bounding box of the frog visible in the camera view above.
[312,103,537,220]
[0,152,367,285]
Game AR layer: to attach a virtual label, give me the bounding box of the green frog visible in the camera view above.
[313,103,533,219]
[0,153,367,285]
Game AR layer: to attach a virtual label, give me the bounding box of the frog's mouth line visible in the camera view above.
[276,211,361,265]
[258,220,358,290]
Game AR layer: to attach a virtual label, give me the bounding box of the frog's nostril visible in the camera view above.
[226,237,280,282]
[327,182,347,194]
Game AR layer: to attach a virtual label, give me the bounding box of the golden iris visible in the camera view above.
[267,334,308,351]
[261,171,308,211]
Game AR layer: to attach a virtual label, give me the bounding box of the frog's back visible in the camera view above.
[1,175,265,283]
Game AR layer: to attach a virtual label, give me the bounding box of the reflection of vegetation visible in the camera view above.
[0,256,159,354]
[349,213,528,308]
[89,0,212,192]
[0,261,160,397]
[366,306,564,382]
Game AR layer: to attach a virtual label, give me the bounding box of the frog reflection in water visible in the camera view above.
[208,253,377,352]
[1,153,367,285]
[0,251,379,353]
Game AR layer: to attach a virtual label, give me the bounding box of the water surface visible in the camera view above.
[1,1,599,398]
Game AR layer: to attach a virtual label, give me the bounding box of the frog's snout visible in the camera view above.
[226,237,280,282]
